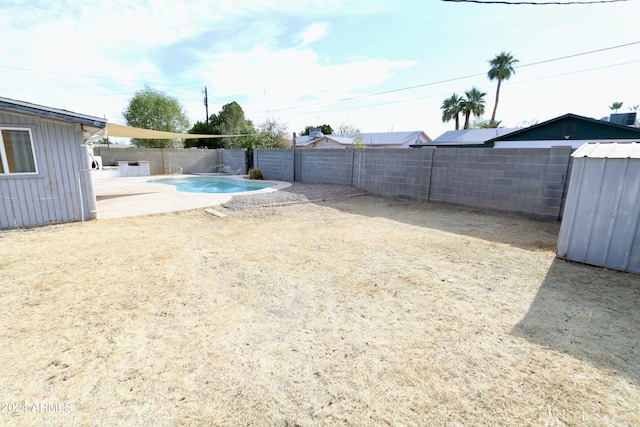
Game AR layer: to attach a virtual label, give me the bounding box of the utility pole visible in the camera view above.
[203,86,209,124]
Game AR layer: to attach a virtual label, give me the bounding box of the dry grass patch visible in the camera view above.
[0,195,638,426]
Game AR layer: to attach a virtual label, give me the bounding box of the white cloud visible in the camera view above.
[297,23,329,45]
[3,0,637,140]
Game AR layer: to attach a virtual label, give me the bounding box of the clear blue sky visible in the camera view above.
[1,0,638,141]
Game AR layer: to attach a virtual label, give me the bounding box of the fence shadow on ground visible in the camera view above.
[513,258,640,385]
[320,195,560,253]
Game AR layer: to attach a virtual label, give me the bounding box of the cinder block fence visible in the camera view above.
[255,147,573,221]
[95,146,573,221]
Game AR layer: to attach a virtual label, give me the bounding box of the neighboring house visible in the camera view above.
[487,113,640,148]
[0,97,106,228]
[296,131,431,149]
[419,128,519,147]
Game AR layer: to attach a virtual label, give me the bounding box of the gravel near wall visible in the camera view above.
[223,182,366,208]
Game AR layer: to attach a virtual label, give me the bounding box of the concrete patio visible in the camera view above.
[92,175,290,219]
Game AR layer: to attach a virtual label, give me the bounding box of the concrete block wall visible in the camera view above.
[221,149,247,175]
[253,146,572,220]
[299,149,354,184]
[95,147,166,174]
[94,146,573,220]
[254,149,294,181]
[353,148,434,200]
[429,147,571,220]
[94,147,221,175]
[162,149,220,174]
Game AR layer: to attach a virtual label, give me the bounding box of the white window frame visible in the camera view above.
[0,127,38,175]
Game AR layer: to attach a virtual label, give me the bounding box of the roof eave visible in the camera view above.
[0,97,107,128]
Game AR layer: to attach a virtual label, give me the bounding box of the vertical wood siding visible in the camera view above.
[0,112,95,228]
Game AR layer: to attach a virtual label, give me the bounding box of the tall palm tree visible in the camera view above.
[461,87,486,130]
[488,51,519,128]
[441,93,464,130]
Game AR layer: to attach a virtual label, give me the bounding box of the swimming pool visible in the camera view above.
[149,177,276,194]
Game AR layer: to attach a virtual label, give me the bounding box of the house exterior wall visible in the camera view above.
[557,156,640,273]
[0,111,95,228]
[314,139,346,149]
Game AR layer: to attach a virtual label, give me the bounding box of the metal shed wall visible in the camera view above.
[0,111,95,228]
[557,143,640,273]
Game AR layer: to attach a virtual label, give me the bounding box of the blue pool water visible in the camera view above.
[149,177,276,194]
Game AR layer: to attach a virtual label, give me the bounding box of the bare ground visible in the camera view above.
[0,195,639,426]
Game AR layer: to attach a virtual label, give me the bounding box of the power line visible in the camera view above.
[442,0,632,4]
[386,2,624,63]
[255,40,640,114]
[519,40,640,68]
[0,64,184,86]
[293,58,640,116]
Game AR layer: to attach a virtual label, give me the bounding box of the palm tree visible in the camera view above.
[488,51,519,128]
[441,93,464,130]
[461,87,486,130]
[609,102,623,113]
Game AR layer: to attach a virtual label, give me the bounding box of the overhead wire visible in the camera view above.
[0,1,630,90]
[253,40,640,114]
[386,1,626,63]
[291,59,640,116]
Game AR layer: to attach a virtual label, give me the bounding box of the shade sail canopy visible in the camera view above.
[105,123,249,139]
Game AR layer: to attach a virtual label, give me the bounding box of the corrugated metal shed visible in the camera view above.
[572,141,640,158]
[557,142,640,273]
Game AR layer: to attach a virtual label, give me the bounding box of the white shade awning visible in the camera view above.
[105,123,249,139]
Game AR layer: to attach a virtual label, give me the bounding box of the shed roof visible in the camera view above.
[572,142,640,159]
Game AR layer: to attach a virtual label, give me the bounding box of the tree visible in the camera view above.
[488,51,519,128]
[470,117,501,129]
[187,101,256,149]
[609,101,623,113]
[253,118,290,148]
[301,124,333,136]
[515,118,539,128]
[211,102,256,148]
[351,131,365,148]
[461,87,486,130]
[337,122,359,135]
[441,93,464,130]
[185,120,224,149]
[122,86,190,148]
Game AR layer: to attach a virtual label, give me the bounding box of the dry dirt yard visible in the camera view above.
[1,195,639,426]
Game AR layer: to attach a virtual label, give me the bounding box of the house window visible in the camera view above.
[0,128,37,174]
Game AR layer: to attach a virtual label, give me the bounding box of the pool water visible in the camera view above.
[149,177,276,194]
